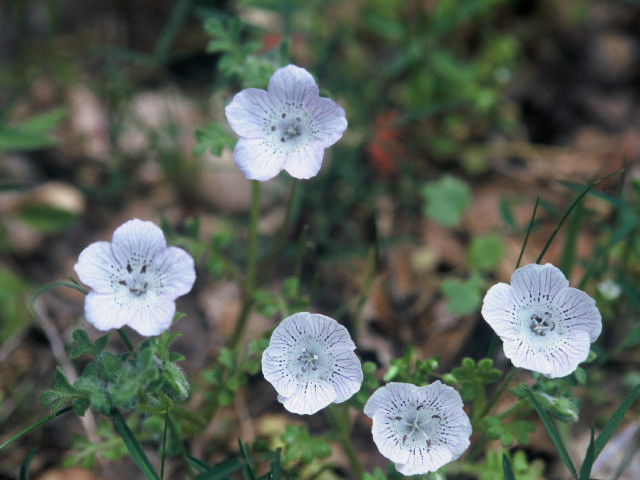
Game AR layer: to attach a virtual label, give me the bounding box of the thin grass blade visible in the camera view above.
[579,426,596,480]
[19,448,37,480]
[502,453,516,480]
[536,169,624,264]
[111,408,161,480]
[523,386,577,478]
[593,384,640,458]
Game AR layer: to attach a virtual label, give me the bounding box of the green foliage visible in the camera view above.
[203,15,276,88]
[0,268,31,343]
[64,419,127,469]
[40,329,190,417]
[352,361,380,408]
[203,339,269,406]
[482,416,535,447]
[467,233,505,271]
[445,357,501,402]
[473,450,544,480]
[0,107,67,152]
[383,346,439,386]
[441,274,483,315]
[254,277,309,318]
[17,203,78,233]
[194,123,236,156]
[513,373,582,423]
[280,425,331,465]
[421,176,471,227]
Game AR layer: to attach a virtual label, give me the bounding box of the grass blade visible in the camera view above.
[0,406,73,451]
[194,458,243,479]
[111,408,161,480]
[536,169,624,264]
[593,384,640,458]
[19,448,37,480]
[502,453,516,480]
[579,426,596,480]
[523,386,577,478]
[185,454,213,472]
[517,194,540,268]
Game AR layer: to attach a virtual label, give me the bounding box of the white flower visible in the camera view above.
[364,381,472,475]
[224,64,347,181]
[481,263,602,378]
[597,278,621,301]
[74,219,196,336]
[261,312,363,415]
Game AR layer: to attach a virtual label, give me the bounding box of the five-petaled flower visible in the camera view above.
[481,263,602,378]
[74,219,196,336]
[261,312,363,415]
[364,381,472,475]
[225,64,348,181]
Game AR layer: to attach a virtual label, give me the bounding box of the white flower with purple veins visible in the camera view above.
[262,312,363,415]
[364,381,472,475]
[225,64,348,181]
[481,263,602,378]
[74,219,196,336]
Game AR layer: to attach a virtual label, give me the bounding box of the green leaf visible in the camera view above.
[72,398,91,417]
[593,383,640,459]
[441,275,482,315]
[194,123,236,156]
[17,203,78,233]
[579,427,596,480]
[421,175,471,226]
[522,385,577,478]
[468,233,504,271]
[502,453,516,480]
[111,408,161,480]
[20,447,37,480]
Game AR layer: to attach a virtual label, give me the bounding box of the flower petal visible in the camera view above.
[364,382,417,417]
[503,329,591,377]
[278,379,337,415]
[396,444,454,475]
[262,350,297,398]
[126,296,176,336]
[232,137,286,181]
[74,241,118,293]
[554,287,602,342]
[84,291,132,331]
[151,246,196,298]
[225,88,276,138]
[371,411,411,464]
[111,219,167,266]
[331,350,363,402]
[306,97,347,147]
[510,263,569,303]
[282,144,325,179]
[481,282,520,339]
[267,65,319,108]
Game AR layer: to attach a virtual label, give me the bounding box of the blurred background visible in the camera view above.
[1,0,639,479]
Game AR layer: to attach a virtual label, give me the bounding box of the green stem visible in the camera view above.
[496,399,529,419]
[516,194,540,269]
[536,169,623,264]
[0,406,73,450]
[229,180,261,349]
[160,408,169,480]
[118,328,135,352]
[481,367,520,418]
[326,404,364,480]
[258,178,300,285]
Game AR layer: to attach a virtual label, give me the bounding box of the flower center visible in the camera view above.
[529,311,555,336]
[394,407,441,448]
[118,262,150,297]
[296,347,319,374]
[270,112,304,144]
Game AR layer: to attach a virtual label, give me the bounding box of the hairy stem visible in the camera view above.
[229,180,261,349]
[0,406,73,450]
[327,404,365,480]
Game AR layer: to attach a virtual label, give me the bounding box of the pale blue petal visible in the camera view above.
[233,137,285,181]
